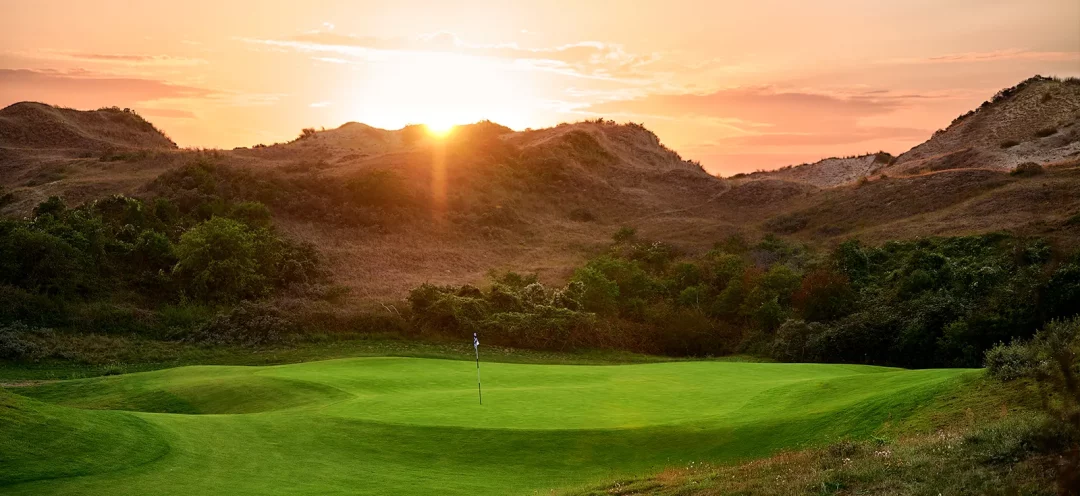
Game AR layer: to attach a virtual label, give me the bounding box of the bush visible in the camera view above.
[612,226,636,244]
[0,322,44,360]
[32,196,66,218]
[229,201,273,228]
[0,223,89,297]
[571,267,620,314]
[984,340,1036,381]
[185,301,295,347]
[771,319,821,362]
[173,217,270,302]
[172,216,320,302]
[1010,162,1044,177]
[792,269,855,322]
[482,307,596,350]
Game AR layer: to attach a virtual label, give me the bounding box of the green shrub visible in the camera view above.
[677,284,708,308]
[407,284,489,336]
[0,322,45,360]
[73,302,154,335]
[984,340,1036,381]
[492,271,539,290]
[770,319,822,362]
[32,196,66,218]
[612,226,636,244]
[229,201,273,228]
[0,223,89,297]
[0,284,64,326]
[571,267,620,314]
[482,307,595,350]
[488,283,525,313]
[792,269,855,322]
[185,301,295,347]
[173,217,270,302]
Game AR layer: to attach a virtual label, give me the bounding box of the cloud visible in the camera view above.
[0,68,212,108]
[10,49,207,66]
[0,68,278,111]
[586,86,935,132]
[587,85,945,174]
[244,30,662,81]
[882,49,1080,65]
[706,126,929,147]
[309,101,331,108]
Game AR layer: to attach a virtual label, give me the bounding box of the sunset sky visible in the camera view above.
[2,0,1079,174]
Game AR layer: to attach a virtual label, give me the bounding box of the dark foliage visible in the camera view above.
[407,233,1080,366]
[0,193,324,330]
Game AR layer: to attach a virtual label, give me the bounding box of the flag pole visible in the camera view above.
[474,333,482,405]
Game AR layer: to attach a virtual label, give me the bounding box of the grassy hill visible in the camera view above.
[732,152,894,188]
[2,78,1079,299]
[1,357,974,495]
[886,76,1080,176]
[0,102,177,151]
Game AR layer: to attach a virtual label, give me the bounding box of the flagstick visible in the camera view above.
[474,345,482,405]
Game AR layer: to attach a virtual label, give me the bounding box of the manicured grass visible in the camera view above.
[1,357,976,495]
[0,337,708,382]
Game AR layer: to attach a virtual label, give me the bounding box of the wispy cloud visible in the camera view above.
[9,49,207,66]
[586,86,934,129]
[242,30,664,82]
[881,49,1080,65]
[0,68,280,110]
[0,68,211,104]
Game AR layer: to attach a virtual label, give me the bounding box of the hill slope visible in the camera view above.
[734,152,893,188]
[886,76,1080,175]
[1,78,1079,299]
[0,102,177,150]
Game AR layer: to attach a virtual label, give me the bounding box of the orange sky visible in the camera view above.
[2,0,1079,174]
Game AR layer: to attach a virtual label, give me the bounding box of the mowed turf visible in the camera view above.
[1,357,976,495]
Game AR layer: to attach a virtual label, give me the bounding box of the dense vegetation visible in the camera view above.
[410,230,1080,368]
[985,317,1080,490]
[0,190,322,356]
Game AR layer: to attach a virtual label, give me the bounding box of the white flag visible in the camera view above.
[473,333,479,350]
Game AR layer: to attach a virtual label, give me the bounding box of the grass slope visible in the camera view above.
[1,358,974,495]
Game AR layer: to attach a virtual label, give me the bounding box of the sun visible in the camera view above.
[425,121,456,137]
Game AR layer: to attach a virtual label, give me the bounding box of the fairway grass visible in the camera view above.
[1,358,976,495]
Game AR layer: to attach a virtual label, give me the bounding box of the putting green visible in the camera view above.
[1,357,975,495]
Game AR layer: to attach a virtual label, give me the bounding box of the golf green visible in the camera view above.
[1,357,976,495]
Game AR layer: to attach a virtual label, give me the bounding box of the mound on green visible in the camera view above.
[2,357,975,495]
[0,389,168,486]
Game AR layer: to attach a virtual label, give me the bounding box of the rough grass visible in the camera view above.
[564,376,1056,496]
[1,358,973,495]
